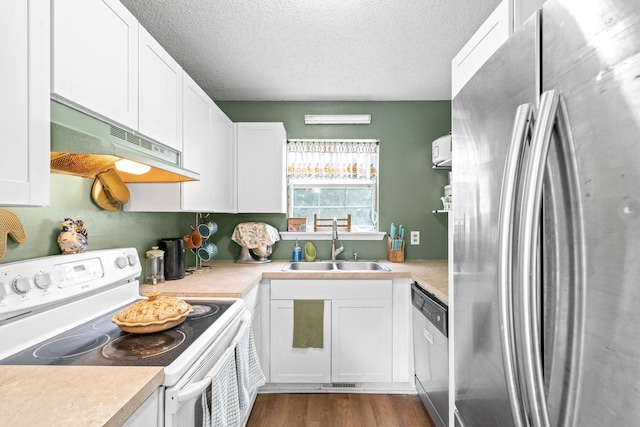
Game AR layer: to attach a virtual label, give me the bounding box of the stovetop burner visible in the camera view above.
[188,303,220,319]
[33,333,111,360]
[103,330,186,360]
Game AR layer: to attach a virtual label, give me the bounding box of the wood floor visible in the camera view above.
[247,393,436,427]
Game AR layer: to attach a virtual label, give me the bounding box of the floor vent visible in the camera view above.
[322,383,360,389]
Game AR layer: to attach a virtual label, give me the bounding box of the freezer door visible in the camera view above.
[452,15,539,427]
[541,1,640,425]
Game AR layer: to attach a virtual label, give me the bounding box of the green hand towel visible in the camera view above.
[292,300,324,348]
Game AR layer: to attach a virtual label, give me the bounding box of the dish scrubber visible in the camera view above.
[304,242,316,262]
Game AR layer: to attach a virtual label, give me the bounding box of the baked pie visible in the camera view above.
[112,292,193,333]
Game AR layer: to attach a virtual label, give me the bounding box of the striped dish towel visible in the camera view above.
[235,324,266,410]
[202,345,240,427]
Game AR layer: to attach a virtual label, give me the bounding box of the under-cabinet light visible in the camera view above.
[115,159,151,175]
[304,114,371,125]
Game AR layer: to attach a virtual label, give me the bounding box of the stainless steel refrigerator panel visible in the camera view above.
[452,17,539,427]
[542,1,640,425]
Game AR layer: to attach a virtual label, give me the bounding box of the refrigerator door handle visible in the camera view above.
[497,103,534,427]
[519,89,577,427]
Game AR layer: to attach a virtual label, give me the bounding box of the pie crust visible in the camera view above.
[112,292,192,334]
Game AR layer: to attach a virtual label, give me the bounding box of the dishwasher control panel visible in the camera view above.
[411,282,448,337]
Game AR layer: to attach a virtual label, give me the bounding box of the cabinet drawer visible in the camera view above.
[270,279,392,300]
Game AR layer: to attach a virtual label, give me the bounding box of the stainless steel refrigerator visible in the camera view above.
[452,1,640,426]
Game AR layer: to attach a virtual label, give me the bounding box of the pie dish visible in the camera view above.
[112,292,193,334]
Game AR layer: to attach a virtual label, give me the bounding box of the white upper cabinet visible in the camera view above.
[236,123,287,213]
[0,0,50,206]
[452,0,546,98]
[451,1,510,99]
[513,0,545,31]
[210,103,236,213]
[138,25,183,152]
[181,73,216,212]
[51,0,138,130]
[125,74,237,213]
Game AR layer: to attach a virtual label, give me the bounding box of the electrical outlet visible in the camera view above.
[410,231,420,245]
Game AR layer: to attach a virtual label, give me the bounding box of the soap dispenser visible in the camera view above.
[292,239,302,262]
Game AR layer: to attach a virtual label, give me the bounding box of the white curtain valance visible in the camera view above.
[287,140,378,182]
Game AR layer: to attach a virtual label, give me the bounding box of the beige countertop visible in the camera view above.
[0,366,163,427]
[140,259,449,304]
[0,259,447,427]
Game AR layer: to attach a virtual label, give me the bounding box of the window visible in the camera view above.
[287,140,379,231]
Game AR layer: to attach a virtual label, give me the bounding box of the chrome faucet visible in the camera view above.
[331,217,345,260]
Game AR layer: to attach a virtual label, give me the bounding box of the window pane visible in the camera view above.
[293,188,318,207]
[346,188,372,207]
[319,188,346,207]
[351,207,374,228]
[290,185,377,231]
[318,208,347,219]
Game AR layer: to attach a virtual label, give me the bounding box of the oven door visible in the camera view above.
[164,309,250,427]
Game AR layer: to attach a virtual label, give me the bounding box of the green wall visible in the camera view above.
[2,174,195,268]
[1,101,450,269]
[217,101,451,261]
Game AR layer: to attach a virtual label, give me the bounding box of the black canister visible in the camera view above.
[159,237,185,280]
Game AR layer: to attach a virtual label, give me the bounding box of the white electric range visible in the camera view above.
[0,248,251,426]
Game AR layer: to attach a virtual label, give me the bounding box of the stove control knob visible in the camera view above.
[116,256,128,269]
[34,272,52,289]
[127,254,137,266]
[12,276,32,295]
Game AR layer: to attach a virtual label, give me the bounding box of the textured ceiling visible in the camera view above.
[120,0,502,101]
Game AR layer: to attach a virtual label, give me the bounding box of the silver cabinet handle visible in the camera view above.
[497,103,533,427]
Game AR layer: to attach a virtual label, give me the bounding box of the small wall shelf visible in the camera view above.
[280,231,386,241]
[432,209,452,214]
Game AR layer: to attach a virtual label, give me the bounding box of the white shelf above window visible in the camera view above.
[280,231,386,241]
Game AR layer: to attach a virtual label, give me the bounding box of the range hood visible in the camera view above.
[50,101,199,183]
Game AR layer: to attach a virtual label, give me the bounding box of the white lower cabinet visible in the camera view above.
[332,299,392,383]
[121,387,161,427]
[269,279,394,385]
[270,299,332,383]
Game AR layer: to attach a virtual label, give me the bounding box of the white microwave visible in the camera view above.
[432,134,452,167]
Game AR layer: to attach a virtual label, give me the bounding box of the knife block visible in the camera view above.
[387,237,405,263]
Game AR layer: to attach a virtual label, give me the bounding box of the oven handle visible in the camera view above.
[175,311,252,404]
[176,377,212,403]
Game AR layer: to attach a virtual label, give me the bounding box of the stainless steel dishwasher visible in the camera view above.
[412,282,448,427]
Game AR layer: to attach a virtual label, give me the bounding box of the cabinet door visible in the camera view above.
[209,104,236,213]
[513,0,544,31]
[236,123,286,213]
[270,300,331,383]
[451,0,510,98]
[52,0,138,129]
[181,73,215,212]
[138,26,183,151]
[0,0,50,206]
[331,299,393,383]
[124,75,217,213]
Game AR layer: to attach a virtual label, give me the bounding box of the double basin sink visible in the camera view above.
[282,260,390,272]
